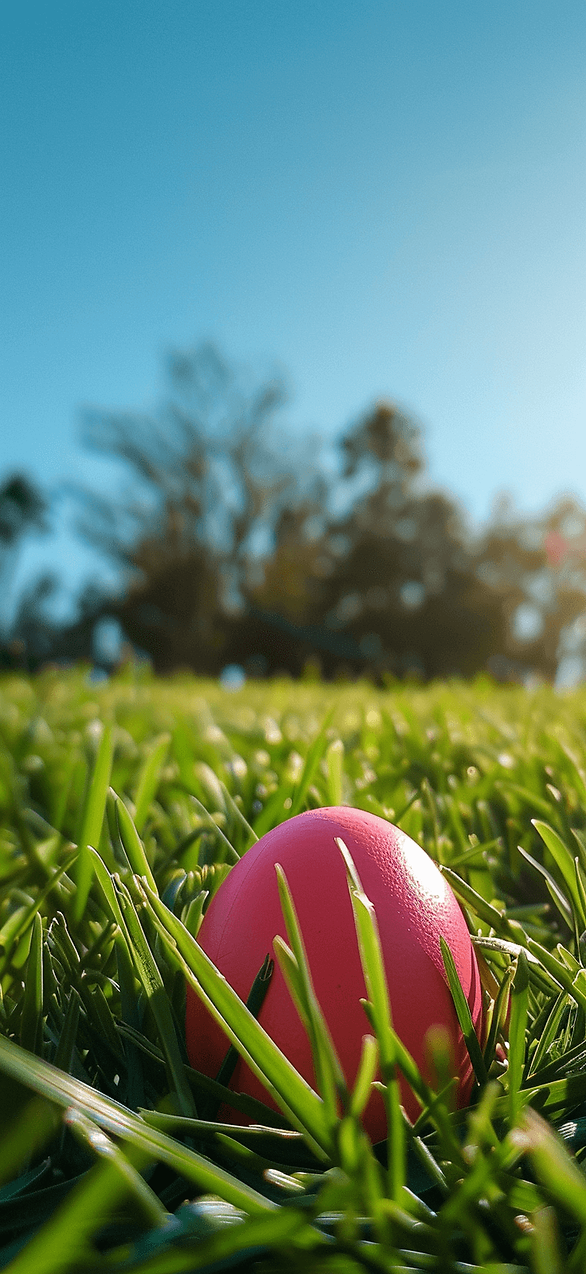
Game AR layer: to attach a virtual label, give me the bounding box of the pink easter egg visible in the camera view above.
[185,806,483,1141]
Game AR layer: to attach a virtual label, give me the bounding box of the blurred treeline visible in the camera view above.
[3,345,586,684]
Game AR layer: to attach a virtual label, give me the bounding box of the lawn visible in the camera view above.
[2,665,586,1271]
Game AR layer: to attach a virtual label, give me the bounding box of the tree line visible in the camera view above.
[3,345,586,683]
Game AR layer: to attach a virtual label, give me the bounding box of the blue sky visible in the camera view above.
[2,1,585,615]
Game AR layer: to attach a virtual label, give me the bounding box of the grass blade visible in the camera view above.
[5,1113,166,1274]
[137,879,334,1159]
[132,732,171,834]
[274,863,347,1127]
[0,1033,276,1215]
[0,1096,59,1193]
[533,820,584,922]
[508,949,529,1126]
[336,836,405,1199]
[189,795,240,863]
[526,992,568,1080]
[219,780,259,846]
[18,911,43,1055]
[65,1106,166,1224]
[73,720,113,923]
[440,936,488,1088]
[526,937,586,1012]
[348,1033,379,1120]
[482,960,515,1073]
[113,790,158,894]
[212,954,274,1095]
[53,988,82,1075]
[289,711,334,818]
[514,1107,586,1227]
[325,738,344,807]
[439,866,515,935]
[0,852,77,979]
[517,844,573,928]
[530,1205,565,1274]
[114,876,196,1117]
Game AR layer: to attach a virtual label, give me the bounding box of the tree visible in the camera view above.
[74,344,320,673]
[474,495,586,680]
[0,474,46,546]
[254,401,511,679]
[0,474,47,589]
[0,474,48,662]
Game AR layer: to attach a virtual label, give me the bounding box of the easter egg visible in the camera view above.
[185,807,483,1140]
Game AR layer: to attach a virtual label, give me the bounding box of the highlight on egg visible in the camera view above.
[185,806,484,1141]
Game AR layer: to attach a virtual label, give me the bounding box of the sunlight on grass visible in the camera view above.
[2,666,586,1268]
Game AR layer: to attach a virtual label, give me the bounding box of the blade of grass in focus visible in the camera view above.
[336,835,405,1200]
[508,949,530,1126]
[274,863,347,1128]
[73,720,114,923]
[112,791,158,894]
[440,935,488,1088]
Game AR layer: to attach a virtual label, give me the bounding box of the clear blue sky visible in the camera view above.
[2,0,585,614]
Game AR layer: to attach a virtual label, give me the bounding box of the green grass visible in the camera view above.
[4,665,586,1269]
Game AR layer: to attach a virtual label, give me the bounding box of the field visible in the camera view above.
[3,667,586,1271]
